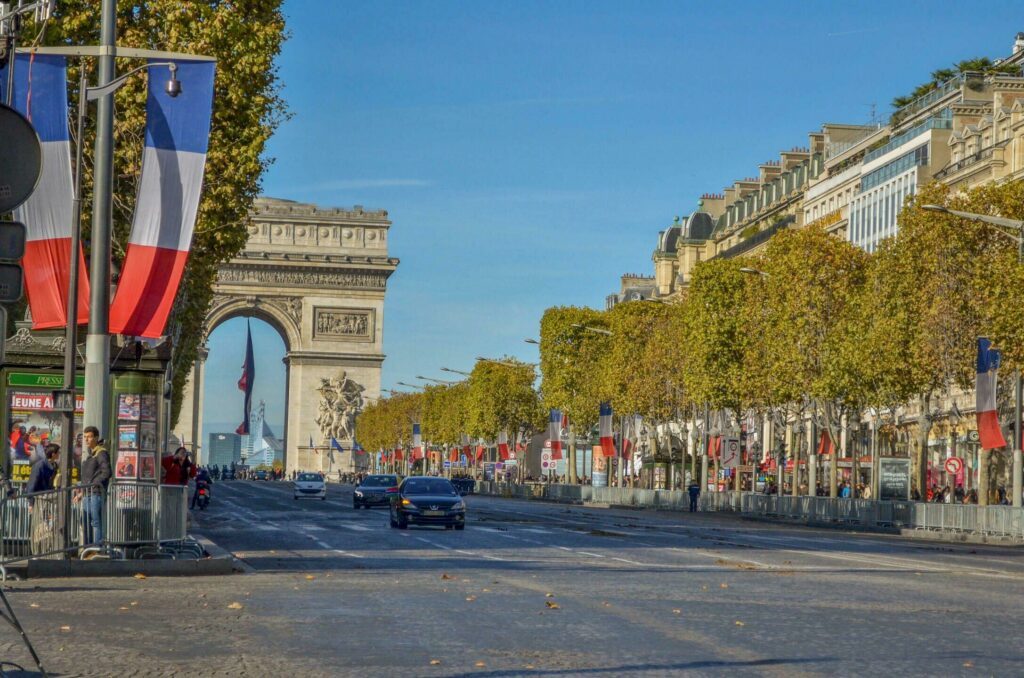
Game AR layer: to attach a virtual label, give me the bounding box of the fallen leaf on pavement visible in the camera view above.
[29,603,38,608]
[465,596,476,602]
[118,606,129,611]
[735,621,745,626]
[442,588,448,592]
[545,592,554,597]
[133,573,146,580]
[441,573,453,580]
[227,602,244,610]
[672,609,681,614]
[430,659,441,665]
[482,588,491,593]
[475,661,486,668]
[963,661,974,668]
[305,575,315,580]
[701,586,708,591]
[130,601,138,607]
[524,665,535,670]
[59,625,71,632]
[545,601,560,609]
[602,602,610,607]
[720,583,728,589]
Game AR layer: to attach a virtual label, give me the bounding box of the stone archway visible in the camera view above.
[174,197,398,473]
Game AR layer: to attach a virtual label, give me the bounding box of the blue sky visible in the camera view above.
[204,0,1024,438]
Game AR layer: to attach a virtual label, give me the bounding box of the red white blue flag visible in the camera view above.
[497,430,510,460]
[548,409,563,460]
[109,60,216,337]
[599,402,616,457]
[1,54,90,329]
[412,423,424,461]
[976,338,1007,450]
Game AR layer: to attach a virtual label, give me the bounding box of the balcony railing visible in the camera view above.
[716,215,795,259]
[933,139,1008,180]
[864,115,952,164]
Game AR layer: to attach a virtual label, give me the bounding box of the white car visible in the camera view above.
[293,472,327,500]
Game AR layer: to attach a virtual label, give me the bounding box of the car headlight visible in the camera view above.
[449,501,465,512]
[355,490,363,497]
[401,498,416,508]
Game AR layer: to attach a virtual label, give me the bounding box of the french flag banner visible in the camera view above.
[411,423,424,461]
[1,54,90,329]
[599,402,616,457]
[976,338,1007,450]
[497,431,510,460]
[109,60,216,337]
[548,409,563,460]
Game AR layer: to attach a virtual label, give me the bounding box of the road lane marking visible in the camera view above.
[576,551,606,558]
[333,549,364,559]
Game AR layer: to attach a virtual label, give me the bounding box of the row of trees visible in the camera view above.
[357,359,543,472]
[358,180,1024,497]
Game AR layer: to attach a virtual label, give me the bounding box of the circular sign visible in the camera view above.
[944,457,964,475]
[0,104,42,213]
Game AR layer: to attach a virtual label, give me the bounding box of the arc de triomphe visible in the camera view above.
[173,197,398,472]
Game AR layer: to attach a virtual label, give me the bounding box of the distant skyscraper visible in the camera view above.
[208,432,242,468]
[241,400,283,467]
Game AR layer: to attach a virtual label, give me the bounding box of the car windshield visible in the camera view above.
[361,475,397,487]
[403,478,457,496]
[298,473,320,481]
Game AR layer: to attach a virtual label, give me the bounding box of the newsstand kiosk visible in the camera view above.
[1,322,171,491]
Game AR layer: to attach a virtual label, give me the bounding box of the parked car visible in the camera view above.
[293,472,326,500]
[353,474,399,509]
[389,476,465,530]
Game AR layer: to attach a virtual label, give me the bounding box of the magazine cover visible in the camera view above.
[118,393,140,421]
[139,422,157,451]
[140,394,157,422]
[115,450,138,479]
[138,452,157,480]
[118,424,138,449]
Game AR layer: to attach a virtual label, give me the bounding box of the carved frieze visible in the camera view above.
[313,307,375,342]
[217,266,388,290]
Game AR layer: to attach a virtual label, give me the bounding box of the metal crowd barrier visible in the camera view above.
[0,482,201,571]
[475,480,1024,540]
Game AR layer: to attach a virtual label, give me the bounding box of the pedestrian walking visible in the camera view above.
[78,426,111,545]
[687,481,700,512]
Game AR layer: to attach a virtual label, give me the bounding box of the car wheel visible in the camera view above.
[454,523,465,531]
[321,496,326,501]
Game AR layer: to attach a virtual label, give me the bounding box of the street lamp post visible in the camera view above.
[922,204,1024,507]
[416,376,457,385]
[440,367,472,377]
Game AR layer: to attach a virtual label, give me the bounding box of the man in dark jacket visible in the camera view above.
[688,481,701,512]
[26,443,59,504]
[79,426,111,545]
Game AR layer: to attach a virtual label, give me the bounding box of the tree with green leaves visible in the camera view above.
[539,306,610,483]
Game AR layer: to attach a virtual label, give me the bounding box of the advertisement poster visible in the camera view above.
[118,425,138,450]
[140,394,157,422]
[8,390,84,484]
[139,452,157,480]
[118,393,140,421]
[139,422,157,451]
[879,457,911,501]
[115,450,138,479]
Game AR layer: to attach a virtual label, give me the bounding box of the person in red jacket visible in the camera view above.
[162,447,187,485]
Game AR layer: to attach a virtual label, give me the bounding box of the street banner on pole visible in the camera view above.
[0,54,90,329]
[234,320,254,435]
[599,402,615,457]
[109,59,216,338]
[976,338,1007,450]
[548,409,563,460]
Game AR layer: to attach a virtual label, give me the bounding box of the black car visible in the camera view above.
[353,474,399,509]
[390,477,466,530]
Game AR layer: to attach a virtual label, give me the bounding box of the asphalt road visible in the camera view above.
[2,480,1023,676]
